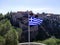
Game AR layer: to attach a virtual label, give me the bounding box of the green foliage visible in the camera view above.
[42,38,56,45]
[0,13,3,21]
[0,13,22,44]
[4,12,11,19]
[15,28,22,42]
[0,36,5,45]
[36,38,60,45]
[56,39,60,45]
[0,19,12,36]
[5,29,18,45]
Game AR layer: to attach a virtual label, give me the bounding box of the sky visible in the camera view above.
[0,0,60,14]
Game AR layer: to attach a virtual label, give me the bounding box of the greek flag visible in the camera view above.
[29,17,43,25]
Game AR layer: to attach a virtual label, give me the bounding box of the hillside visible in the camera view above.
[0,11,60,42]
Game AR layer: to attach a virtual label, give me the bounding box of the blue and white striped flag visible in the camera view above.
[29,17,43,25]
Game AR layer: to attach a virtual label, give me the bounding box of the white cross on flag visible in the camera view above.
[29,17,43,25]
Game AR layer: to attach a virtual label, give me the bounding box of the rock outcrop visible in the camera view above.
[10,11,60,42]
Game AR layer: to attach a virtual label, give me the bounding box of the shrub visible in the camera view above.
[37,38,60,45]
[5,29,18,45]
[0,19,12,36]
[56,39,60,45]
[42,38,57,45]
[15,28,22,42]
[0,36,5,45]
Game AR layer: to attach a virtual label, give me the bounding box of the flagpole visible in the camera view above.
[27,11,30,45]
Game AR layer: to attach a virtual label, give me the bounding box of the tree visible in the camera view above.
[0,13,3,21]
[4,12,12,20]
[15,28,22,42]
[0,19,12,36]
[5,28,18,45]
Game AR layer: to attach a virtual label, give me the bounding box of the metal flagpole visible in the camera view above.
[27,11,30,45]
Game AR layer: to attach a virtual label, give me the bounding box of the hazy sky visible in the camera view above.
[0,0,60,14]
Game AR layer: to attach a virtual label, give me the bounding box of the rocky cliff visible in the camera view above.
[10,11,60,42]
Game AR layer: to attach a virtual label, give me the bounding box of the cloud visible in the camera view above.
[0,7,60,14]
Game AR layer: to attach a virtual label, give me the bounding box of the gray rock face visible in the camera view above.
[10,11,60,42]
[11,11,39,42]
